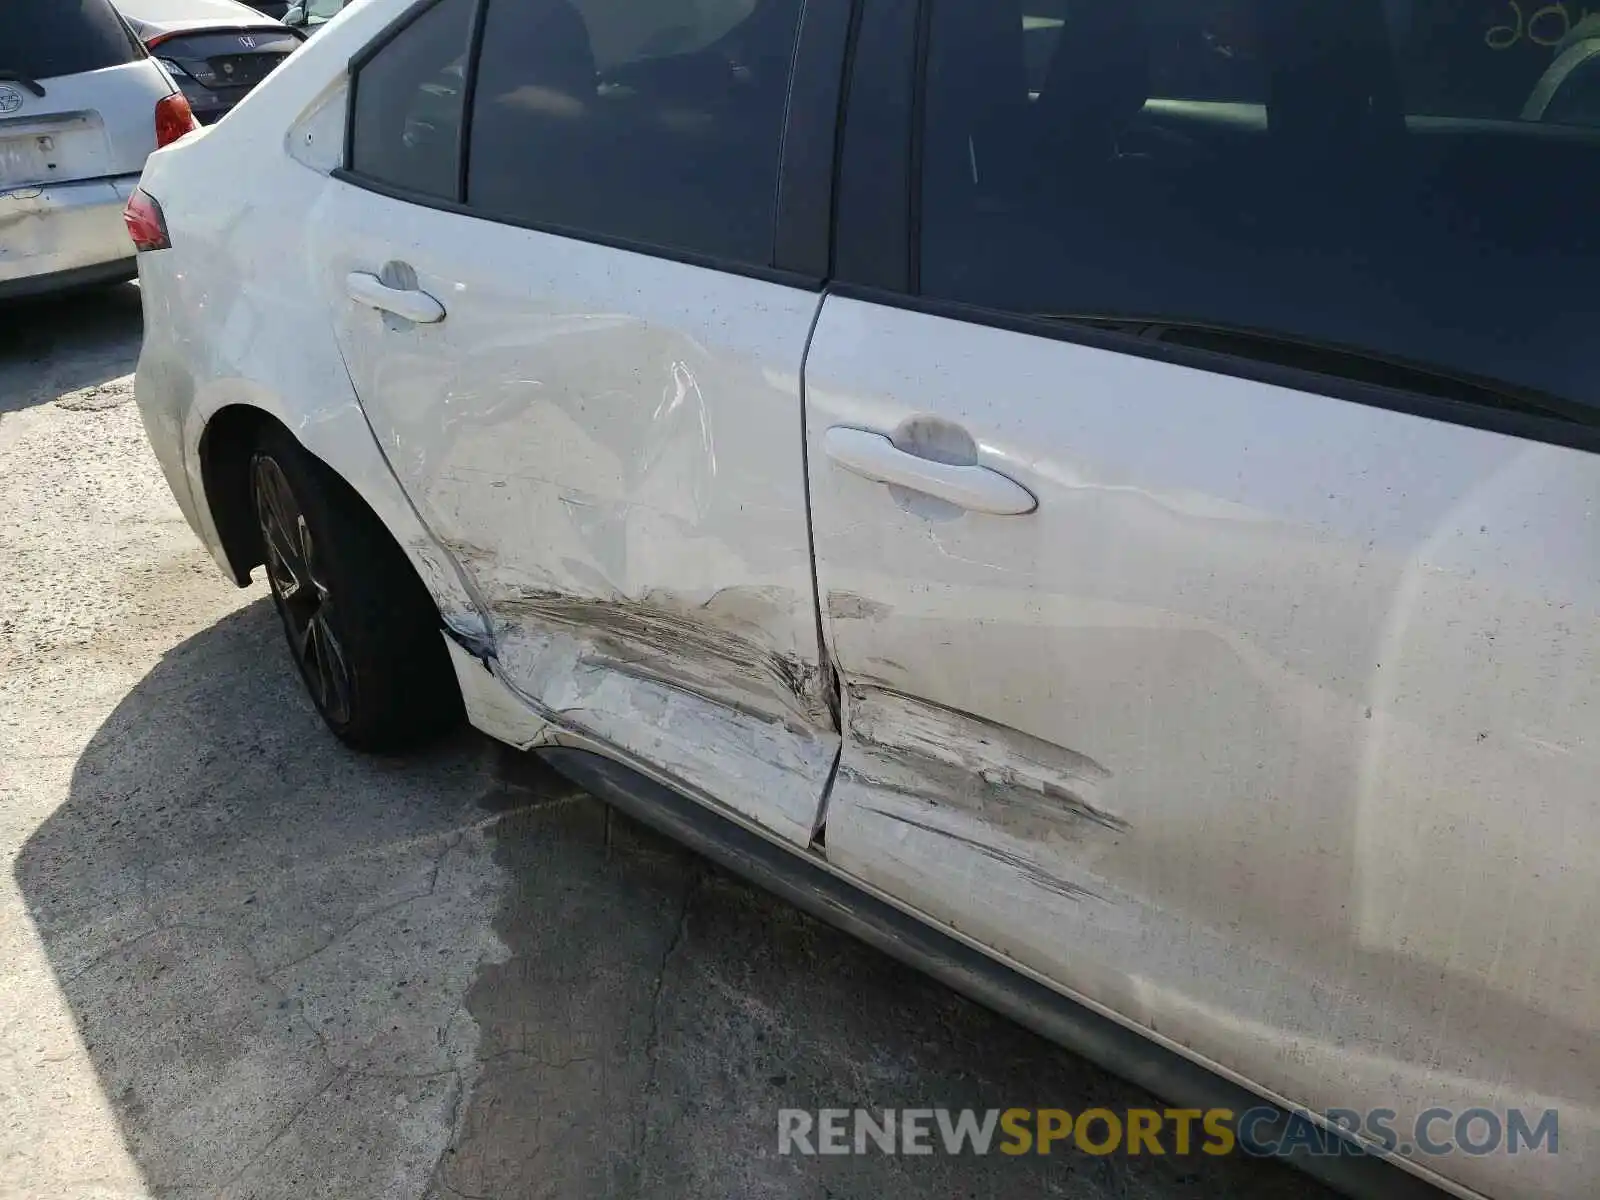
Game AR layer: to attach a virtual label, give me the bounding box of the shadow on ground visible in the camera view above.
[0,284,144,414]
[18,599,1330,1200]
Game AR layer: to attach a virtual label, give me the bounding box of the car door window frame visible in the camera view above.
[829,0,919,290]
[333,0,852,287]
[338,0,475,203]
[1525,38,1600,123]
[828,0,1600,457]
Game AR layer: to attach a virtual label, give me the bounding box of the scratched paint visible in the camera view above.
[492,586,830,731]
[826,591,894,622]
[863,807,1104,902]
[430,533,840,845]
[492,609,839,847]
[804,296,1600,1200]
[825,684,1122,913]
[844,684,1122,840]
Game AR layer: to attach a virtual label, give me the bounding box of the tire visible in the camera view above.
[248,425,463,752]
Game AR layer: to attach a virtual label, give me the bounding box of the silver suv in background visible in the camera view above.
[0,0,196,299]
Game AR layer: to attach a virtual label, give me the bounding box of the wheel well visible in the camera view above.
[197,407,452,629]
[200,406,467,742]
[199,405,275,587]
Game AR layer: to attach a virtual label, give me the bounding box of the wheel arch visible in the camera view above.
[194,402,489,651]
[198,403,275,587]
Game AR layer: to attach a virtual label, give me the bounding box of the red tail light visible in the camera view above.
[123,189,171,252]
[154,93,199,148]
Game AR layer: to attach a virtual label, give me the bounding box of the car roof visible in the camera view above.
[114,0,285,38]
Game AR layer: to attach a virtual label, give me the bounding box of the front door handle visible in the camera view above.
[345,271,446,324]
[823,426,1037,515]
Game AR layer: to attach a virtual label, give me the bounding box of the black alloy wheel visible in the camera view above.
[252,451,353,726]
[245,425,463,752]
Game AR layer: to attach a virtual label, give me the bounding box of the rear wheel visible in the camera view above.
[249,427,462,752]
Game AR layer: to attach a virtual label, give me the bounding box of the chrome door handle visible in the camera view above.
[345,271,446,324]
[823,426,1037,516]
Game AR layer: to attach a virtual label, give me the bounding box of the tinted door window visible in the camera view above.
[920,0,1600,415]
[0,0,142,80]
[466,0,802,265]
[348,0,475,201]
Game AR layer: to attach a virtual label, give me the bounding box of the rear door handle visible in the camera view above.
[345,271,446,324]
[823,426,1037,516]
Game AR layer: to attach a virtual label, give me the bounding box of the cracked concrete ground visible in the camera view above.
[0,287,1332,1200]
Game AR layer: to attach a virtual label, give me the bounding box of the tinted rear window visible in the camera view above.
[0,0,142,81]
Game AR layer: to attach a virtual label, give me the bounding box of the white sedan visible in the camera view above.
[128,2,1599,1197]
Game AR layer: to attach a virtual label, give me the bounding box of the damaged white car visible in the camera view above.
[129,1,1598,1197]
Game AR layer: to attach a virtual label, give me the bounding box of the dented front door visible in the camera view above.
[802,297,1600,1200]
[314,182,838,845]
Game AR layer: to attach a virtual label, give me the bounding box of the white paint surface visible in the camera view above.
[126,4,1600,1195]
[807,296,1600,1200]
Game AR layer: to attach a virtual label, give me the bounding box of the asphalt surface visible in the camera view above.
[0,285,1333,1200]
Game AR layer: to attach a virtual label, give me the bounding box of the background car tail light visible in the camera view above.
[154,93,199,147]
[123,189,171,252]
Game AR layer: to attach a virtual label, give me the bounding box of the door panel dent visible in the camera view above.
[804,297,1600,1200]
[315,188,837,845]
[504,630,837,846]
[831,683,1124,909]
[843,684,1122,838]
[489,585,830,731]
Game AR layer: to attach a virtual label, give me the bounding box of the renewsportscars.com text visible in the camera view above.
[777,1106,1559,1159]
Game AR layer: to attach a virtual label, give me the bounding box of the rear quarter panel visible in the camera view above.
[132,0,486,636]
